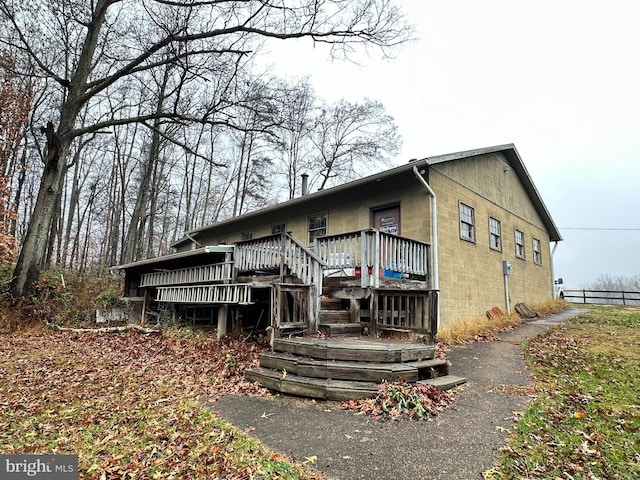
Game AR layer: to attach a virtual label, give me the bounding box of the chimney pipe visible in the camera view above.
[301,173,309,196]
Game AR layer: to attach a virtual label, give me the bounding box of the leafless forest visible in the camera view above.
[0,1,411,295]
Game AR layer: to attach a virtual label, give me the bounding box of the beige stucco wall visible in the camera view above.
[431,153,553,326]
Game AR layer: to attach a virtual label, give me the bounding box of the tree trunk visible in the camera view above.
[10,0,109,296]
[10,122,69,296]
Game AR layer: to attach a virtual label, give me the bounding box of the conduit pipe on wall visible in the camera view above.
[412,164,440,329]
[550,241,559,298]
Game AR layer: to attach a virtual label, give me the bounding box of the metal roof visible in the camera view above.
[172,144,561,246]
[112,245,234,272]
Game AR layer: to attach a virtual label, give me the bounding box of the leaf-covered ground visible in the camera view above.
[488,306,640,479]
[341,380,454,421]
[0,328,324,479]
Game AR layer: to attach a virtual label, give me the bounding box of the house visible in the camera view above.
[114,144,560,399]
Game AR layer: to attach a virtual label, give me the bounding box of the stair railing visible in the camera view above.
[235,233,326,333]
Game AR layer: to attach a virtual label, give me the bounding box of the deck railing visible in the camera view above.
[140,262,232,287]
[235,233,325,284]
[156,284,252,304]
[314,229,431,288]
[374,290,438,335]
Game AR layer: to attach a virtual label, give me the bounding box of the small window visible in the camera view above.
[489,217,501,251]
[271,222,286,235]
[308,212,327,243]
[533,238,542,265]
[515,229,525,259]
[459,203,475,242]
[240,229,254,241]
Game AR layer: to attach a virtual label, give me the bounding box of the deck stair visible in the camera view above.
[318,297,361,336]
[245,337,466,400]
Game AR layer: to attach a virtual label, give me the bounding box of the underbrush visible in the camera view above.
[0,265,122,332]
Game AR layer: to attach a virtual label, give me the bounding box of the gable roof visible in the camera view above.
[173,144,562,247]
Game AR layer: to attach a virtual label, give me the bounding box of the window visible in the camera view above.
[515,229,525,259]
[459,203,475,242]
[240,229,253,241]
[533,238,542,265]
[308,213,327,243]
[489,217,502,251]
[271,222,286,235]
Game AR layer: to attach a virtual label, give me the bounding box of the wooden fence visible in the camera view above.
[562,289,640,306]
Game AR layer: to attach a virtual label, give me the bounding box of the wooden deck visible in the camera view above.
[245,337,466,400]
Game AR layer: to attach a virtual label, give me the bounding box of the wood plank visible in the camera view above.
[297,359,417,382]
[418,375,467,391]
[258,352,299,374]
[325,380,378,401]
[245,367,378,400]
[273,337,435,363]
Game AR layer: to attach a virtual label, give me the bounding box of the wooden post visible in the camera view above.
[141,289,150,326]
[171,303,178,327]
[370,290,378,336]
[217,305,228,340]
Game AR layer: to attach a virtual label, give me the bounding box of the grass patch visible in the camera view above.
[436,313,522,345]
[487,306,640,479]
[0,328,324,479]
[436,299,569,346]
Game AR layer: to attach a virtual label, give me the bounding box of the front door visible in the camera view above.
[371,204,401,235]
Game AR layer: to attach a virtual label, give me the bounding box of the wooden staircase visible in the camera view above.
[245,337,466,401]
[318,297,361,336]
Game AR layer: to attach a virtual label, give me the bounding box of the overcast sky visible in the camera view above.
[264,0,640,287]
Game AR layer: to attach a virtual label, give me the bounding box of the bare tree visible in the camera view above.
[272,77,316,199]
[311,98,401,191]
[1,0,410,297]
[0,50,30,262]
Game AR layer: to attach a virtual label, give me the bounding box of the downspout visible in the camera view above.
[550,241,559,298]
[412,164,440,329]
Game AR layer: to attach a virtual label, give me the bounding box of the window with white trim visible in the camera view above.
[271,222,286,235]
[459,203,475,242]
[308,213,327,243]
[489,217,501,251]
[533,238,542,265]
[515,229,525,259]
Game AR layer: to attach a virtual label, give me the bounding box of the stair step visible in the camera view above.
[273,337,435,362]
[418,375,467,391]
[407,358,449,379]
[245,367,378,401]
[320,298,344,310]
[319,310,352,323]
[319,322,362,336]
[259,352,418,382]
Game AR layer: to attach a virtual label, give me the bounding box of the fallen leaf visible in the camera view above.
[303,455,317,464]
[260,412,272,419]
[573,411,586,419]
